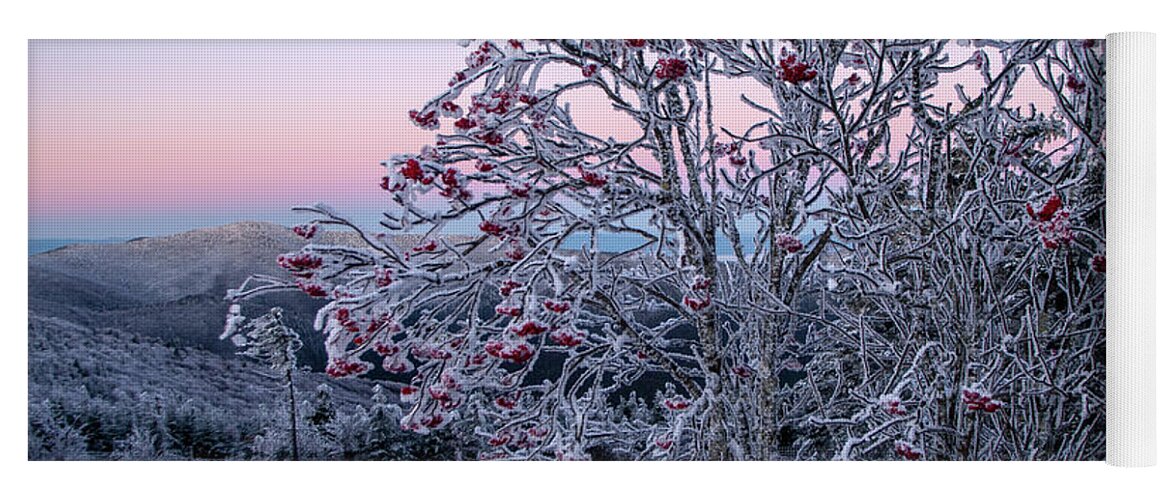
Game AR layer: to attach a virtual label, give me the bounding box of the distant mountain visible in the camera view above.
[31,221,352,305]
[29,238,128,255]
[29,221,373,367]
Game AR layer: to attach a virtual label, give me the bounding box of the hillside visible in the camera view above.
[32,222,375,364]
[26,221,475,460]
[28,314,375,414]
[28,314,467,460]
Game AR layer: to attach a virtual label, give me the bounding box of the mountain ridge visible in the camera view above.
[29,221,372,363]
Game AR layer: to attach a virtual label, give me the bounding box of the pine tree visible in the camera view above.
[364,384,403,459]
[222,307,303,460]
[308,383,337,435]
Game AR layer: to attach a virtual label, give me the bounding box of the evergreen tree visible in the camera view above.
[307,383,338,445]
[222,307,304,460]
[364,384,404,459]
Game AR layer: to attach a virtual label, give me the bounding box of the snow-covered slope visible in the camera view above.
[30,222,364,363]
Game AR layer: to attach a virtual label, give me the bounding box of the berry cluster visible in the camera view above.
[778,54,818,84]
[1027,194,1073,249]
[278,252,323,278]
[654,58,689,80]
[776,234,804,254]
[962,387,1004,413]
[485,341,536,364]
[894,440,923,460]
[325,357,372,378]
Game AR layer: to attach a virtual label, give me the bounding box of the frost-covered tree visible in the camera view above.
[363,384,404,459]
[222,306,304,460]
[327,404,372,459]
[229,39,1105,460]
[307,383,337,430]
[112,426,166,460]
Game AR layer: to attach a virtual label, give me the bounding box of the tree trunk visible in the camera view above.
[286,367,299,461]
[698,212,731,460]
[757,254,783,458]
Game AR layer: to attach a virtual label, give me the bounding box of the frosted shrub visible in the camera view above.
[230,39,1106,460]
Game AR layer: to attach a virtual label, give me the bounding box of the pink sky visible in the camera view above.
[30,40,470,238]
[29,40,1059,239]
[28,40,771,238]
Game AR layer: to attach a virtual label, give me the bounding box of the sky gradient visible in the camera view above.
[29,40,1054,240]
[30,40,470,238]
